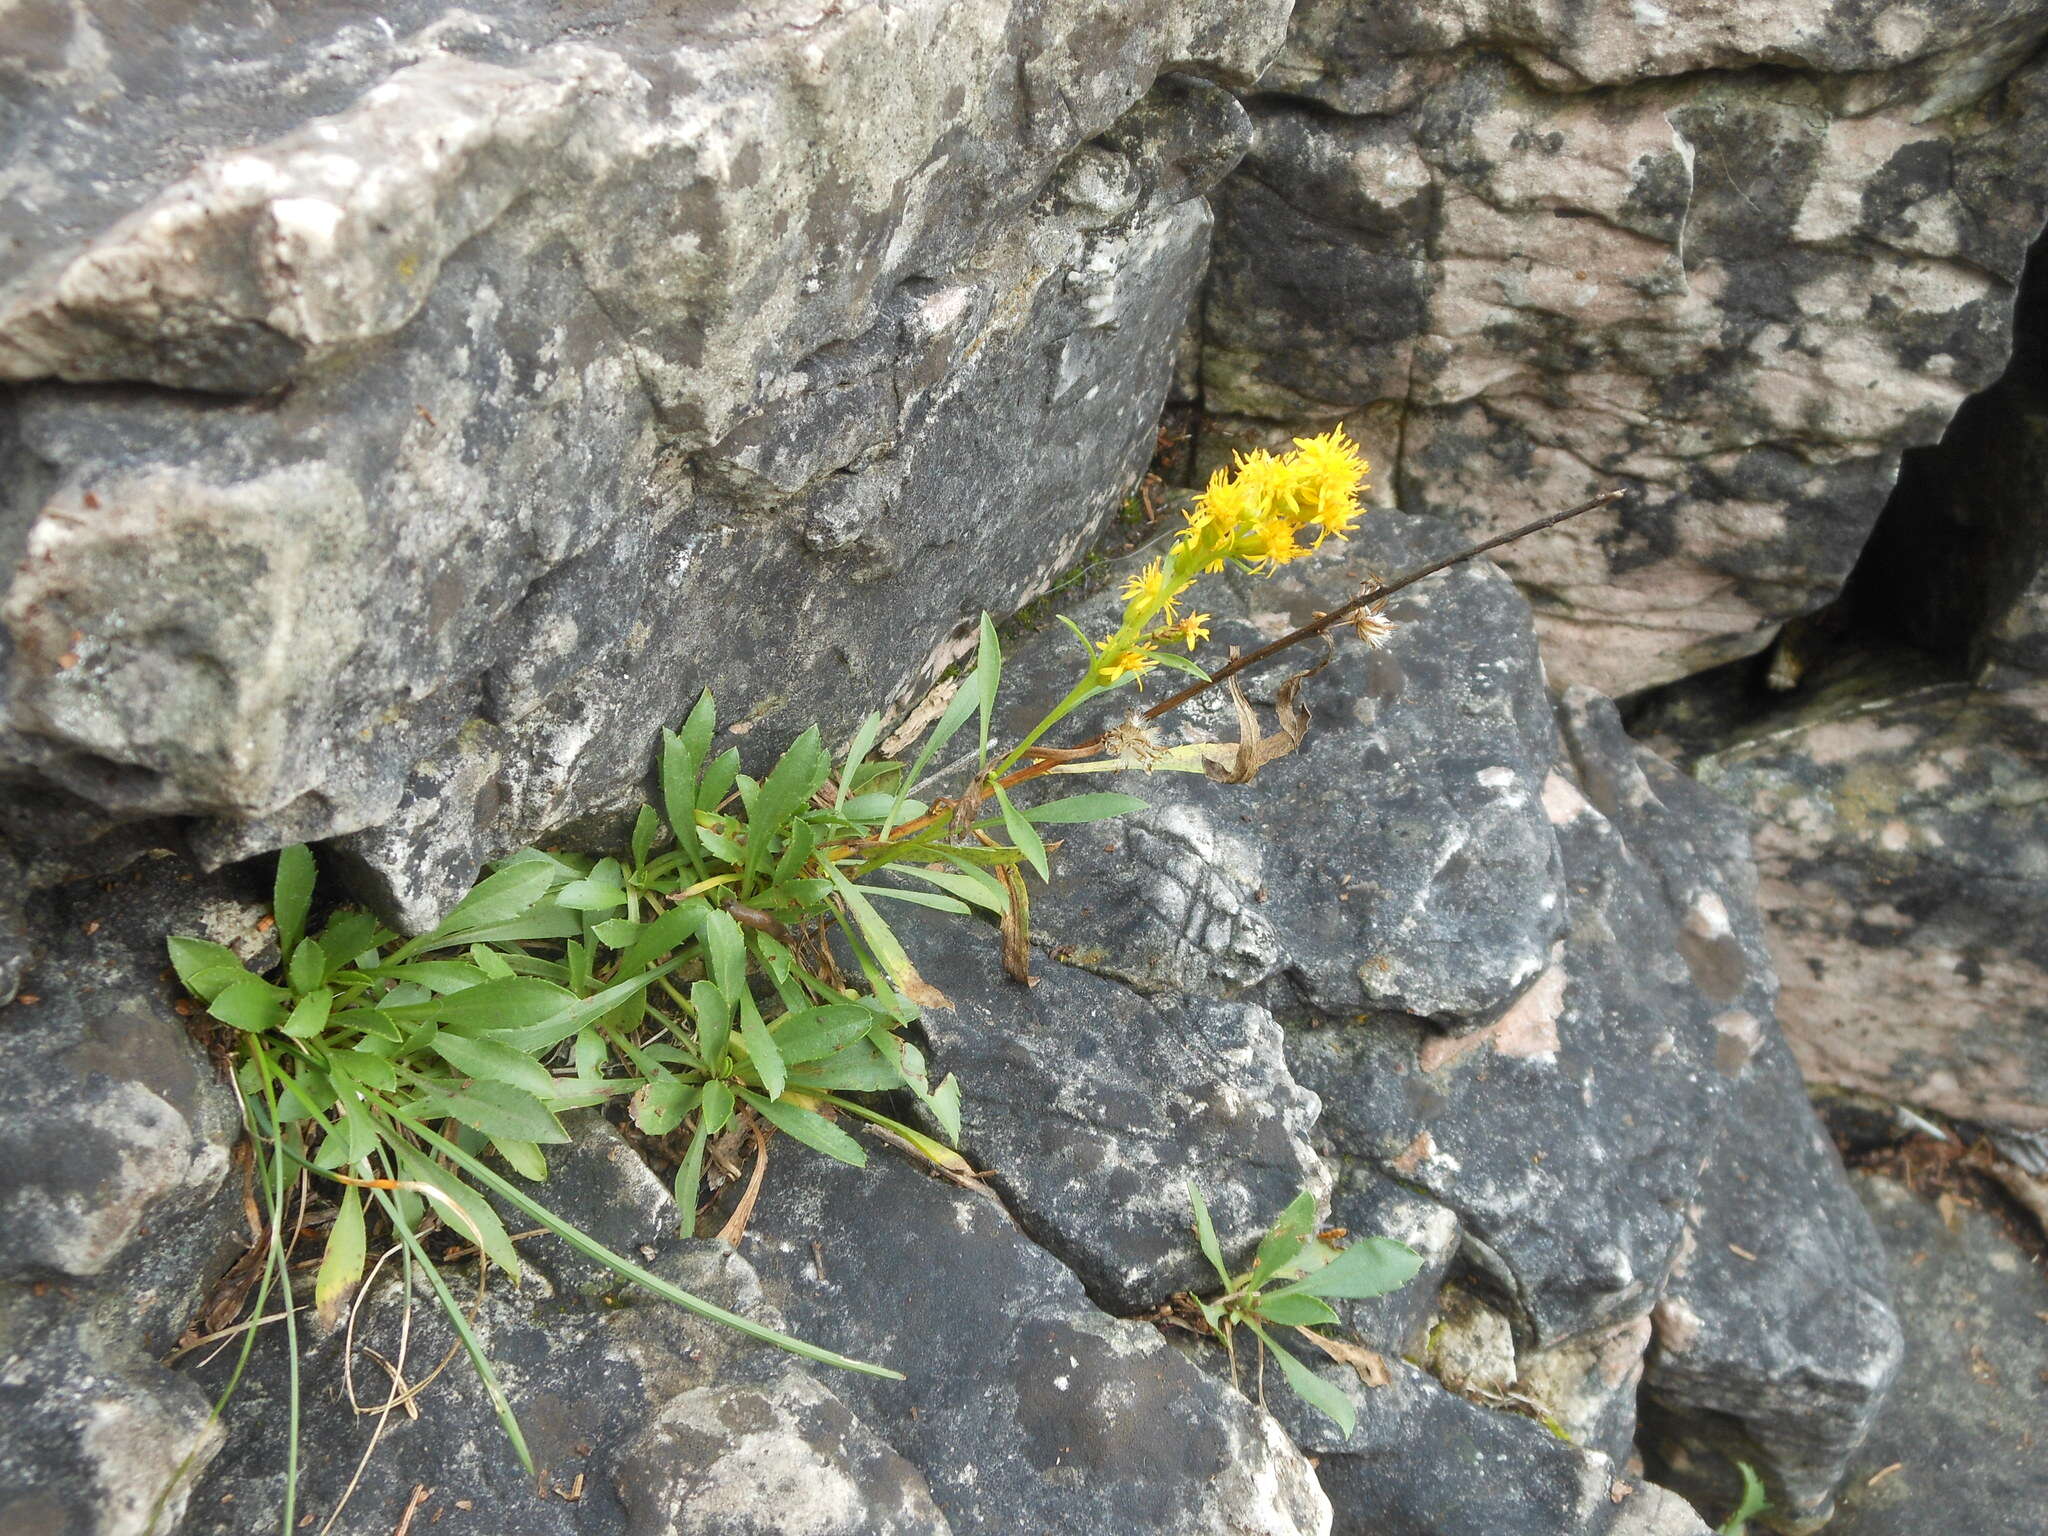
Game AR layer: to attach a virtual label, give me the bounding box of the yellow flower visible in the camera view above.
[1152,611,1211,652]
[1097,641,1158,684]
[1120,558,1180,622]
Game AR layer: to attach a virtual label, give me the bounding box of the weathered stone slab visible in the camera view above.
[0,1,1292,930]
[1205,9,2048,693]
[910,934,1329,1315]
[1696,678,2048,1131]
[740,1146,1331,1536]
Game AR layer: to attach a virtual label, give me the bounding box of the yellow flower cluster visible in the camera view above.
[1091,426,1369,687]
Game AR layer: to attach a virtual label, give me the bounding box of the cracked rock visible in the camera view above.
[909,929,1330,1314]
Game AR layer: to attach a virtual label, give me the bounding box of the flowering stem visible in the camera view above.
[1122,488,1627,731]
[864,487,1626,844]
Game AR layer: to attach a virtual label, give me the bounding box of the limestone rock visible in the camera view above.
[1011,513,1568,1025]
[0,0,1291,931]
[614,1367,952,1536]
[909,934,1330,1314]
[739,1146,1332,1536]
[0,1288,225,1536]
[1204,8,2048,693]
[1823,1172,2048,1536]
[1696,677,2048,1131]
[0,856,246,1337]
[1638,1036,1905,1528]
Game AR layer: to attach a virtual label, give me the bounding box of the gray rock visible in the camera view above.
[1204,10,2048,694]
[1562,687,1905,1524]
[612,1366,950,1536]
[909,930,1330,1314]
[0,855,246,1341]
[1638,1040,1904,1528]
[0,1287,225,1536]
[1009,512,1568,1025]
[739,1144,1331,1536]
[1696,676,2048,1131]
[1258,1348,1667,1536]
[1287,768,1733,1348]
[1823,1171,2048,1536]
[0,0,1292,931]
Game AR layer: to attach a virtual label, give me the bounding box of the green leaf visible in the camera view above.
[861,884,971,915]
[697,748,741,815]
[209,977,287,1032]
[390,1142,522,1275]
[416,1080,568,1146]
[315,912,385,971]
[701,908,745,1002]
[769,1005,872,1066]
[1148,649,1211,681]
[822,864,949,1013]
[281,987,334,1040]
[674,1121,710,1226]
[619,901,706,976]
[1274,1238,1423,1302]
[1720,1462,1770,1536]
[886,862,1010,915]
[469,943,514,980]
[313,1184,366,1321]
[699,1079,735,1135]
[692,980,732,1068]
[919,1071,962,1144]
[426,859,555,945]
[1189,1181,1230,1288]
[745,727,829,886]
[887,680,981,837]
[591,916,642,949]
[491,1137,549,1182]
[738,1001,786,1101]
[1247,1188,1321,1290]
[834,713,884,813]
[392,976,581,1033]
[991,782,1050,882]
[1054,613,1096,661]
[741,1090,866,1167]
[556,857,628,913]
[771,816,818,889]
[1251,1323,1356,1438]
[486,956,689,1055]
[273,844,316,963]
[786,1040,907,1092]
[431,1033,561,1099]
[975,613,1002,762]
[633,1075,702,1137]
[330,1048,396,1092]
[284,938,327,997]
[631,804,661,870]
[371,960,488,993]
[166,936,250,1003]
[1023,791,1150,825]
[1254,1291,1341,1327]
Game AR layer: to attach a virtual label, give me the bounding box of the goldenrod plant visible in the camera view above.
[165,427,1620,1529]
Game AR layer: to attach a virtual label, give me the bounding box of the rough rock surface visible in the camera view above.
[179,1119,938,1536]
[738,1146,1333,1536]
[1696,677,2048,1131]
[1561,686,1906,1523]
[1259,1349,1703,1536]
[1012,512,1568,1025]
[0,0,1288,930]
[1203,2,2048,694]
[1824,1172,2048,1536]
[909,936,1330,1314]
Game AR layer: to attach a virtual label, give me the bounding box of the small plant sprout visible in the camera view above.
[1183,1183,1423,1436]
[1719,1461,1771,1535]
